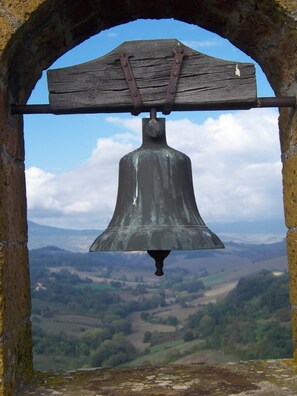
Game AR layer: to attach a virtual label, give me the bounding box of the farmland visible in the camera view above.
[29,240,290,371]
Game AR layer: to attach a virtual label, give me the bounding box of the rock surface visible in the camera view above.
[21,360,297,395]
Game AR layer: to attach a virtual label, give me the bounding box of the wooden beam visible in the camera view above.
[47,39,257,114]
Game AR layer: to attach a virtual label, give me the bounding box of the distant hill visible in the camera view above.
[28,220,288,279]
[209,219,286,245]
[28,221,100,252]
[28,241,288,283]
[28,219,286,253]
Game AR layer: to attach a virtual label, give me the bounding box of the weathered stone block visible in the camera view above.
[287,230,297,305]
[279,108,297,154]
[0,243,32,395]
[0,120,24,163]
[0,158,27,243]
[0,14,16,53]
[282,154,297,228]
[0,0,43,21]
[290,271,297,305]
[292,307,297,359]
[0,244,31,335]
[277,0,297,13]
[0,321,32,396]
[287,229,297,261]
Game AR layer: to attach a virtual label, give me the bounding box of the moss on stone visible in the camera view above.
[20,361,297,395]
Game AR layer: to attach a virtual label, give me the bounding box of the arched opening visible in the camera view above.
[1,1,297,393]
[26,19,289,372]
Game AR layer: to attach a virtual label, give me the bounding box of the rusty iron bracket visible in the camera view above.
[118,53,143,115]
[163,47,185,115]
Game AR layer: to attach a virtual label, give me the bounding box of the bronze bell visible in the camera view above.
[90,117,224,275]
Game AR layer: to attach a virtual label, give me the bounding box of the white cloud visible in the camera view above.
[182,39,222,49]
[26,109,283,231]
[106,32,118,38]
[164,109,281,223]
[26,138,132,228]
[104,117,142,143]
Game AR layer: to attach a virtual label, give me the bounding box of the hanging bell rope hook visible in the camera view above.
[147,108,164,138]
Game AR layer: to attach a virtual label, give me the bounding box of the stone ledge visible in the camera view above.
[20,359,297,395]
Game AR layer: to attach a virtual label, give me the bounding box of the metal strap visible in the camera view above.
[163,47,185,115]
[119,53,143,115]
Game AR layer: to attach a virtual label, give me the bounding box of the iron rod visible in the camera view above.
[11,97,296,115]
[11,104,52,114]
[257,97,296,108]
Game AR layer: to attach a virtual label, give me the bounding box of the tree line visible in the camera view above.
[182,270,292,359]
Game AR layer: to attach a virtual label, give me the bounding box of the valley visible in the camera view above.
[29,235,290,370]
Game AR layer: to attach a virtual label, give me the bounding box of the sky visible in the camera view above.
[24,19,285,242]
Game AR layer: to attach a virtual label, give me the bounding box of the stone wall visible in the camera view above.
[0,0,296,394]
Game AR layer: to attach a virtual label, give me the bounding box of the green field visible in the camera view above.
[75,282,116,291]
[123,339,204,367]
[200,269,236,287]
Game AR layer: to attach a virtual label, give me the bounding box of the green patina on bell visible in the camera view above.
[90,117,224,275]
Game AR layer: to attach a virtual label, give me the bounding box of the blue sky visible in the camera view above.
[24,19,284,242]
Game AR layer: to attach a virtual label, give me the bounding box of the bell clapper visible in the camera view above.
[147,250,171,276]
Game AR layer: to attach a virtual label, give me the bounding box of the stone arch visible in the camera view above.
[0,1,297,394]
